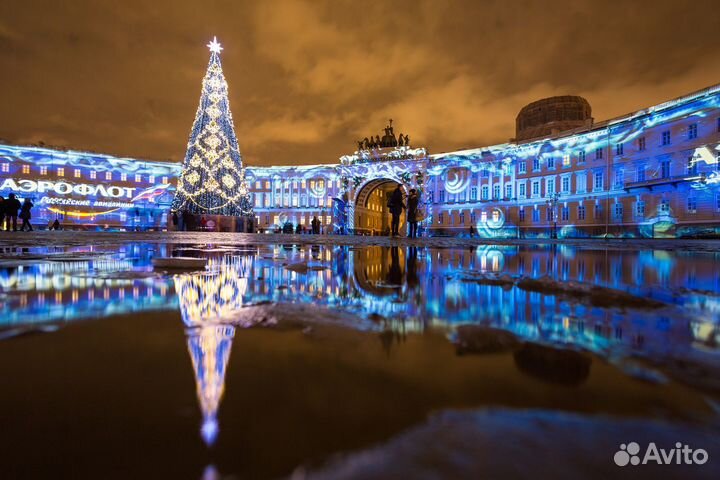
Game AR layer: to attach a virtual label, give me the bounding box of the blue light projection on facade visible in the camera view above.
[0,143,180,229]
[1,82,719,236]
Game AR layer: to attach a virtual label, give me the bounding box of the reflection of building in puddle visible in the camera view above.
[0,258,175,327]
[174,256,250,445]
[186,324,235,446]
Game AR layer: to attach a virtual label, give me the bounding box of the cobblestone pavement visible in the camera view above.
[0,230,719,251]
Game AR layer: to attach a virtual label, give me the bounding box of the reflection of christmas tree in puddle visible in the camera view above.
[174,255,250,445]
[186,324,234,445]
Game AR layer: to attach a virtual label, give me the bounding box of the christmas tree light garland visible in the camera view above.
[172,37,253,217]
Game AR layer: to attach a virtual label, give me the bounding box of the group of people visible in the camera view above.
[387,185,421,238]
[0,193,35,232]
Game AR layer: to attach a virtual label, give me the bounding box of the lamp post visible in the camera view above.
[546,192,561,239]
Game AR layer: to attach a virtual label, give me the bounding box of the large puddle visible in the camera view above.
[1,242,719,478]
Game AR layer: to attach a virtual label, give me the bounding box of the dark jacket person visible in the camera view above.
[19,198,34,231]
[407,189,419,238]
[388,186,405,236]
[5,193,22,232]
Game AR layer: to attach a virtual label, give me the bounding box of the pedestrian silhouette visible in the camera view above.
[19,198,34,231]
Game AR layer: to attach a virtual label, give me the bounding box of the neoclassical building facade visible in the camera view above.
[1,83,719,237]
[248,83,720,238]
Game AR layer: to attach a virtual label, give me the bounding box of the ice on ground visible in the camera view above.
[188,302,380,332]
[452,325,520,354]
[292,408,720,480]
[516,275,666,309]
[284,262,329,273]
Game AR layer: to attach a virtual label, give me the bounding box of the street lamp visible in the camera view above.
[546,192,561,239]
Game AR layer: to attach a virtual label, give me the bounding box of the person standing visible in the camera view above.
[5,193,21,232]
[311,216,320,234]
[407,188,419,238]
[388,185,405,237]
[19,198,34,231]
[0,196,5,231]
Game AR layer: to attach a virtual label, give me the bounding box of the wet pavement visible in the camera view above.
[0,232,719,479]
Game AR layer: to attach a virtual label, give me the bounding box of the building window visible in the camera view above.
[716,193,720,211]
[519,183,526,197]
[505,184,512,198]
[255,181,261,189]
[576,172,586,193]
[614,168,624,188]
[687,197,697,213]
[562,155,571,167]
[661,160,671,179]
[688,123,697,140]
[135,174,142,182]
[659,199,670,214]
[687,156,698,176]
[547,178,555,195]
[148,175,155,183]
[459,212,465,224]
[595,148,603,160]
[614,203,623,219]
[531,181,539,197]
[0,163,8,173]
[493,185,500,199]
[90,171,97,180]
[74,169,81,178]
[561,176,570,193]
[661,130,671,146]
[58,167,65,177]
[162,176,168,184]
[518,161,526,174]
[616,143,624,155]
[547,157,555,169]
[533,158,540,171]
[717,117,720,133]
[561,206,569,221]
[636,201,645,217]
[578,205,586,220]
[40,166,48,175]
[481,186,488,200]
[105,172,112,180]
[519,207,525,222]
[439,190,445,203]
[470,212,476,223]
[470,187,477,201]
[639,137,646,151]
[594,203,603,220]
[22,165,30,174]
[594,171,603,191]
[481,168,489,178]
[532,208,540,222]
[120,173,127,181]
[637,165,646,182]
[578,151,586,163]
[438,212,444,224]
[546,207,554,222]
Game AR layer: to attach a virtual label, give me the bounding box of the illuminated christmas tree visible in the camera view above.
[172,37,253,217]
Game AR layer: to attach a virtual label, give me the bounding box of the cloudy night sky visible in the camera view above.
[1,0,719,166]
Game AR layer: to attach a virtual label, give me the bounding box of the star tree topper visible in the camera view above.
[207,36,223,54]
